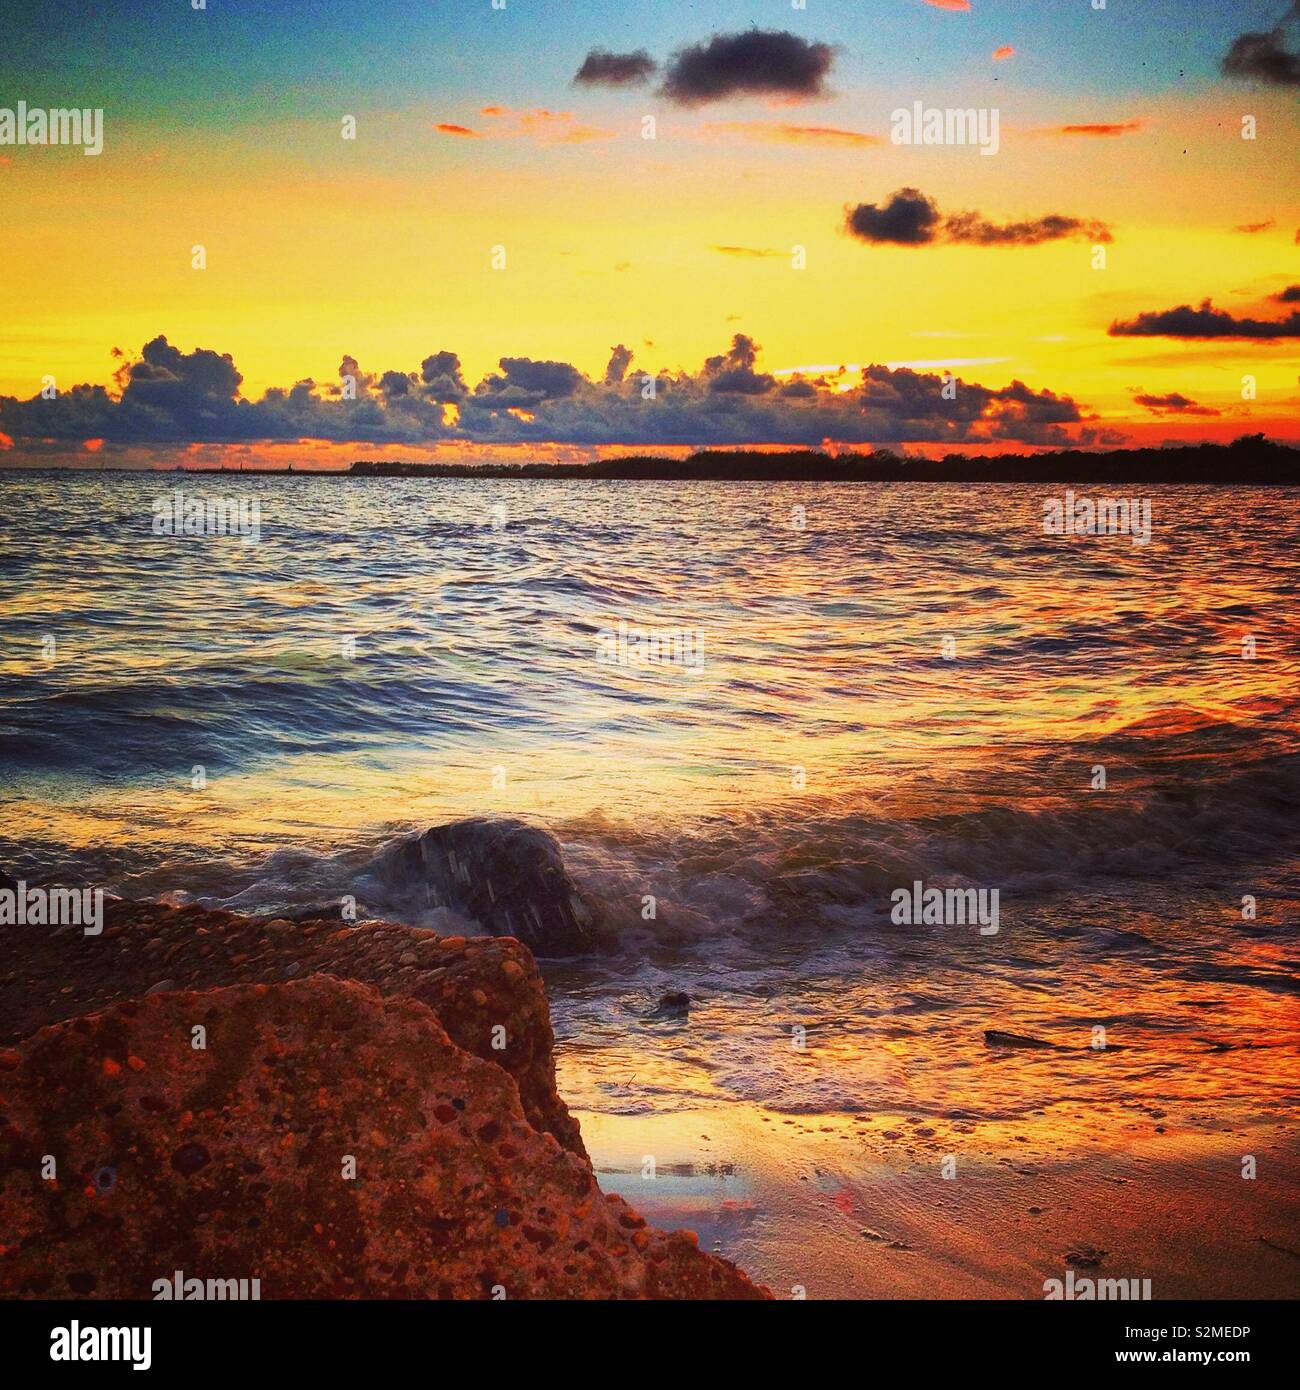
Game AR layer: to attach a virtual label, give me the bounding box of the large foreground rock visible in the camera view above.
[0,898,585,1157]
[0,977,767,1299]
[365,819,595,956]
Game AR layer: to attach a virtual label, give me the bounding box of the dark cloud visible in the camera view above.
[573,49,657,87]
[0,334,1100,451]
[846,188,942,245]
[603,344,633,386]
[127,334,242,411]
[1109,299,1300,339]
[337,354,378,394]
[1133,392,1220,416]
[0,337,453,446]
[944,210,1113,246]
[470,357,585,406]
[1221,3,1300,86]
[857,366,1084,445]
[1275,284,1300,302]
[845,189,1111,247]
[419,351,466,402]
[703,334,777,394]
[379,370,413,398]
[704,335,760,373]
[660,30,834,106]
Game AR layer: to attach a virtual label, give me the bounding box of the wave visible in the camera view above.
[26,744,1285,962]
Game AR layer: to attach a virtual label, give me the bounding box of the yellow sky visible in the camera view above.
[2,88,1297,451]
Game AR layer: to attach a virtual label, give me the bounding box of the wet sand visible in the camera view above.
[577,1106,1300,1300]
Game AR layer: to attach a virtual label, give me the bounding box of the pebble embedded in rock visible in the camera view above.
[171,1142,211,1177]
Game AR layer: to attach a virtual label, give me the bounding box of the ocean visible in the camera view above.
[3,469,1298,1289]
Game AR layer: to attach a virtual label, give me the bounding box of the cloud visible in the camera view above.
[434,123,479,138]
[420,351,467,403]
[126,335,243,414]
[1235,219,1275,233]
[703,334,778,394]
[857,367,1085,445]
[379,370,413,398]
[0,334,1101,451]
[713,245,785,258]
[845,188,1111,246]
[1109,299,1300,339]
[846,188,943,245]
[1275,284,1300,302]
[574,49,657,87]
[659,30,835,106]
[470,357,585,405]
[470,106,615,144]
[703,120,880,147]
[1221,2,1300,86]
[993,46,1015,61]
[1132,392,1220,416]
[603,344,633,386]
[944,210,1113,245]
[923,0,972,10]
[1034,120,1144,137]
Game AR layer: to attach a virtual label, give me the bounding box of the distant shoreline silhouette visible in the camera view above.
[6,435,1298,483]
[350,435,1298,484]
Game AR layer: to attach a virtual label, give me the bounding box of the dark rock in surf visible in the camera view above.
[0,869,16,893]
[282,900,352,922]
[371,818,594,956]
[651,991,691,1018]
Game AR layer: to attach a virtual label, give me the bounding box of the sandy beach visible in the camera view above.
[579,1107,1300,1300]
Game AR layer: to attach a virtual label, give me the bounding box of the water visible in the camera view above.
[2,470,1298,1145]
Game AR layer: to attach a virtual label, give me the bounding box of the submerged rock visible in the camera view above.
[651,991,691,1018]
[367,818,595,956]
[0,977,768,1300]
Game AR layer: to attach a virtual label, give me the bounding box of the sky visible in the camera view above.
[1,0,1298,466]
